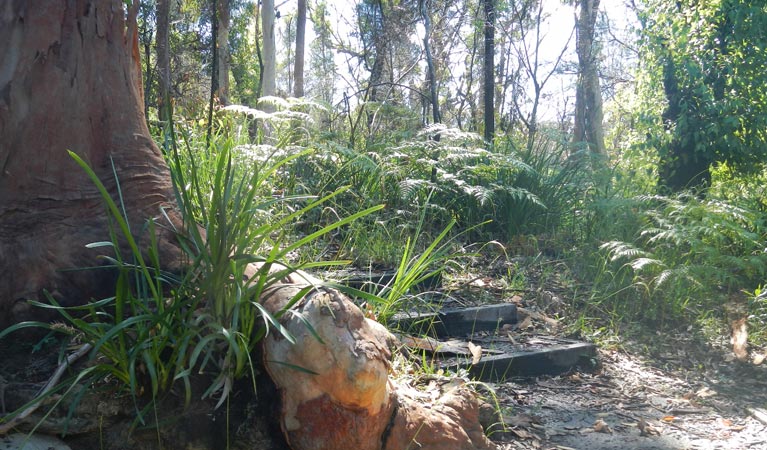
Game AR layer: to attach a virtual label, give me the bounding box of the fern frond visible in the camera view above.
[600,241,648,262]
[629,257,664,271]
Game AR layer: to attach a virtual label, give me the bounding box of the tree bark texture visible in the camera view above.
[217,0,231,105]
[572,0,605,155]
[367,0,389,105]
[420,0,441,126]
[156,0,172,123]
[261,0,276,100]
[482,0,495,144]
[0,0,182,328]
[293,0,306,98]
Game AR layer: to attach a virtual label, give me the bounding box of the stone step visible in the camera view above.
[389,303,518,337]
[392,303,598,381]
[439,337,598,381]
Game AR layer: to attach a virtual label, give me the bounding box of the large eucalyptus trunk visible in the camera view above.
[0,0,182,328]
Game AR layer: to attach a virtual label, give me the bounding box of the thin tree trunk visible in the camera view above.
[157,0,172,124]
[261,0,277,100]
[139,4,154,121]
[206,0,219,148]
[368,0,388,105]
[573,0,605,156]
[483,0,495,145]
[421,0,441,125]
[217,0,231,105]
[420,0,441,183]
[294,0,306,98]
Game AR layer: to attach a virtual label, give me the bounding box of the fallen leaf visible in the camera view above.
[510,427,532,439]
[506,413,539,428]
[568,373,583,382]
[661,416,676,422]
[593,418,612,433]
[467,342,482,365]
[638,418,661,436]
[753,352,766,365]
[518,316,533,330]
[695,386,716,398]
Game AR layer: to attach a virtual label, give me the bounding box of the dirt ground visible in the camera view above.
[440,259,767,450]
[486,333,767,450]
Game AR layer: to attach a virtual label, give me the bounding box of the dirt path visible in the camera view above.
[442,256,767,450]
[491,347,767,450]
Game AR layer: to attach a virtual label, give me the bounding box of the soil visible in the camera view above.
[2,257,766,450]
[443,258,767,450]
[489,344,767,450]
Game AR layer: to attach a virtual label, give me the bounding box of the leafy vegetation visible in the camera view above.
[4,0,767,433]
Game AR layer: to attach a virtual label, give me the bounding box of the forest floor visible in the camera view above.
[489,341,767,450]
[452,257,767,450]
[2,256,766,450]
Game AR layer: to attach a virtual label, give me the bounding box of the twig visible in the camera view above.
[0,343,92,435]
[667,407,711,415]
[747,407,767,426]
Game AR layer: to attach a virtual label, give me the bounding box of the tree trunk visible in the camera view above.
[0,0,183,328]
[421,0,441,126]
[658,52,712,192]
[138,3,154,120]
[368,0,389,106]
[572,0,606,156]
[294,0,306,98]
[261,0,277,100]
[157,0,172,124]
[217,0,231,105]
[483,0,495,144]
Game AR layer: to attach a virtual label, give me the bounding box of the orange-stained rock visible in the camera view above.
[383,385,496,450]
[259,266,496,450]
[261,281,395,450]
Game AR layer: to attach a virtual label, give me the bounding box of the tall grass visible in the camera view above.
[0,113,383,425]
